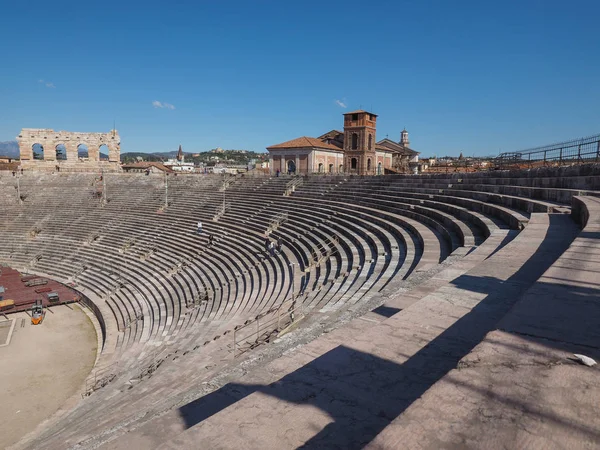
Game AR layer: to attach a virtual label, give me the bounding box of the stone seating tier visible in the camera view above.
[4,166,600,450]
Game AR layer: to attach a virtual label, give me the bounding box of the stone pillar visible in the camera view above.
[88,144,100,162]
[46,141,57,161]
[108,143,119,163]
[65,142,77,161]
[295,154,300,175]
[19,142,33,160]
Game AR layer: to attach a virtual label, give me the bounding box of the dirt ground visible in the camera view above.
[0,304,97,449]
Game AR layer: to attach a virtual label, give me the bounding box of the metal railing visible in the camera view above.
[283,176,304,196]
[267,211,288,233]
[82,362,119,398]
[232,297,304,357]
[218,174,240,191]
[307,235,340,270]
[213,201,231,221]
[496,134,600,169]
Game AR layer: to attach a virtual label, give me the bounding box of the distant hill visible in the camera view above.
[0,143,267,164]
[121,149,268,165]
[120,152,164,163]
[0,141,19,158]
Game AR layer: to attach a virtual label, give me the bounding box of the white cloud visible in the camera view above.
[153,100,175,110]
[334,99,347,108]
[38,79,55,88]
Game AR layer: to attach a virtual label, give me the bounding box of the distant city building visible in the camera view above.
[164,145,195,172]
[267,110,419,175]
[122,161,173,174]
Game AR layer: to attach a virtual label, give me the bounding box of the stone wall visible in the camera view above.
[17,128,121,172]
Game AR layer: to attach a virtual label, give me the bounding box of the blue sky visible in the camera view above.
[1,0,598,156]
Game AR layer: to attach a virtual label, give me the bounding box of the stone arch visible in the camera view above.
[287,160,296,174]
[77,144,89,159]
[351,158,358,170]
[32,143,44,160]
[99,144,109,161]
[339,164,344,173]
[329,163,334,173]
[55,143,67,160]
[318,163,324,173]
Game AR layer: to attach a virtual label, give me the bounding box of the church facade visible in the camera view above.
[267,110,419,176]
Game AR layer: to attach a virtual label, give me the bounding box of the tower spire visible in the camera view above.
[400,128,409,147]
[177,144,183,162]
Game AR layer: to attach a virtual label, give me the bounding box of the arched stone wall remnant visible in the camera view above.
[17,128,121,172]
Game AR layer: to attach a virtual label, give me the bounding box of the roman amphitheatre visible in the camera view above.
[1,127,600,450]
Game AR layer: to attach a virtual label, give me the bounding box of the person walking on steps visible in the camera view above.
[264,236,271,252]
[197,221,203,235]
[276,237,283,253]
[269,241,276,257]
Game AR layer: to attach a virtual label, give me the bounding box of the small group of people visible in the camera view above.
[197,221,215,246]
[264,236,283,257]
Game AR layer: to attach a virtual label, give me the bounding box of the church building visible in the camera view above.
[164,145,195,172]
[267,110,419,175]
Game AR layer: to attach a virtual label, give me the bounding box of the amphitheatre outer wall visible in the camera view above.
[17,128,121,172]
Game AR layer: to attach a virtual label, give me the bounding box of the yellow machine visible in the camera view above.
[31,299,44,325]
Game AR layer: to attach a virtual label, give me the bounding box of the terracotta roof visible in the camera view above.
[267,136,342,151]
[121,162,174,172]
[317,130,343,140]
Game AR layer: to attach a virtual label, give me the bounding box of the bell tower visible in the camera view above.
[343,110,377,175]
[400,128,409,147]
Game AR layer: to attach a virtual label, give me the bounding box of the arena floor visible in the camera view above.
[0,304,97,449]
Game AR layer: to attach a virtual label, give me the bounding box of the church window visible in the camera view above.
[352,113,358,121]
[351,158,358,170]
[351,133,358,150]
[368,134,372,150]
